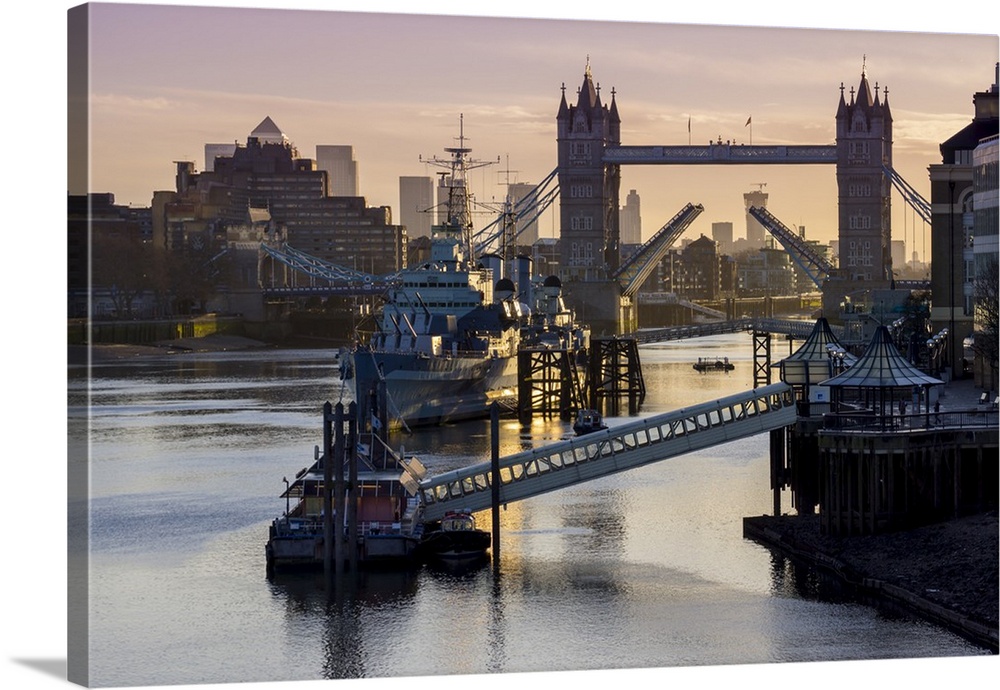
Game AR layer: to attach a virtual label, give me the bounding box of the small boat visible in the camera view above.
[693,356,734,373]
[573,408,608,435]
[419,509,491,563]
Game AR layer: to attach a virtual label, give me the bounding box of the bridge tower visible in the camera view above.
[826,63,894,314]
[556,60,634,335]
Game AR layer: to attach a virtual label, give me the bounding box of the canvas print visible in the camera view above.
[65,2,998,688]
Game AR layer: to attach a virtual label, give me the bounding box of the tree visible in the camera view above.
[91,233,153,318]
[972,256,999,387]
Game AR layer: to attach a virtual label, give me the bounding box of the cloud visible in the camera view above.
[893,111,976,148]
[91,93,174,111]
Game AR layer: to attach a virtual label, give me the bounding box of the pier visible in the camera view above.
[418,382,796,522]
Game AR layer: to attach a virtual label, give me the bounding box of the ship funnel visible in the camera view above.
[514,255,532,303]
[479,253,504,281]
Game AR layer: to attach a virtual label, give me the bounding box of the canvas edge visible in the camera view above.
[67,2,91,687]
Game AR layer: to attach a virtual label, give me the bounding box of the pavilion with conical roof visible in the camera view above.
[776,317,857,413]
[820,324,943,421]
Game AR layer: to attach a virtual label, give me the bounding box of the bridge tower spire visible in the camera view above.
[556,60,632,335]
[834,61,894,288]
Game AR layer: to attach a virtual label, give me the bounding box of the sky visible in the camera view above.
[4,3,999,690]
[76,1,998,262]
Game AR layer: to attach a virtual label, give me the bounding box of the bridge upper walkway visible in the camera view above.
[632,317,832,345]
[417,382,796,522]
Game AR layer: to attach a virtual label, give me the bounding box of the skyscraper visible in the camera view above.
[399,176,434,239]
[743,186,768,248]
[711,221,733,254]
[316,144,359,197]
[620,189,641,246]
[204,143,237,172]
[509,182,541,246]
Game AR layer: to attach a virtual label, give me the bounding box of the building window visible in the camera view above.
[849,213,871,230]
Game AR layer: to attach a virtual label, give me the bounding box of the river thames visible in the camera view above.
[66,332,988,688]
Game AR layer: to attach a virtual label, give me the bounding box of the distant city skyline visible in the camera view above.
[74,2,997,265]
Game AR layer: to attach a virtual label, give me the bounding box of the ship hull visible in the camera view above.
[351,348,518,428]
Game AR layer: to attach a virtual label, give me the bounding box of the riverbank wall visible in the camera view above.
[743,512,998,653]
[69,314,252,345]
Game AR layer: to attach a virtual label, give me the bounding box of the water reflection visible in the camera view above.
[267,568,422,679]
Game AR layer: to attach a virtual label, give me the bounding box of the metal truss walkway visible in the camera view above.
[417,382,796,522]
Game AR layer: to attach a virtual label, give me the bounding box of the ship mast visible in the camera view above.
[420,114,497,263]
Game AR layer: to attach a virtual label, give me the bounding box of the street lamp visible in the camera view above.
[282,476,290,517]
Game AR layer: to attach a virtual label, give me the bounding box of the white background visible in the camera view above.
[3,1,997,689]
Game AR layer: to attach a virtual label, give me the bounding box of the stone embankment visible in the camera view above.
[69,334,274,364]
[744,511,999,653]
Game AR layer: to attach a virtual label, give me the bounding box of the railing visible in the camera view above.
[823,409,999,433]
[418,382,796,521]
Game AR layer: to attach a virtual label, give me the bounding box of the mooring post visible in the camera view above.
[322,401,334,578]
[769,426,785,516]
[333,402,346,577]
[347,401,358,573]
[490,402,501,572]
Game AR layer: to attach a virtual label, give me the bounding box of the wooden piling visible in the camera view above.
[347,401,358,573]
[491,403,501,572]
[588,337,645,417]
[333,402,346,576]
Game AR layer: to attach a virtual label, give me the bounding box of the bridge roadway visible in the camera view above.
[633,317,835,344]
[417,382,796,523]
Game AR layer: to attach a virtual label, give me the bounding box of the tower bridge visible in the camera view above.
[556,61,914,335]
[260,61,927,338]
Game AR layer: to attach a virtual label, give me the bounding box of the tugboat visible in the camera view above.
[693,356,734,373]
[419,509,491,564]
[573,408,608,436]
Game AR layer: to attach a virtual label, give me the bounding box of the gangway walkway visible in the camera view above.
[418,382,796,522]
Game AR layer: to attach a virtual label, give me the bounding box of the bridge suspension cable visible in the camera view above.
[883,164,932,226]
[473,167,560,256]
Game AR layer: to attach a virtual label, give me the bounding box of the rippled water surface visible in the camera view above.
[69,335,987,687]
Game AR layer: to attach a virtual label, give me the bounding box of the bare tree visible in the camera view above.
[972,256,999,387]
[91,234,152,318]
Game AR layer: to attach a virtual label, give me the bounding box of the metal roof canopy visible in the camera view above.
[819,324,943,415]
[777,317,857,387]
